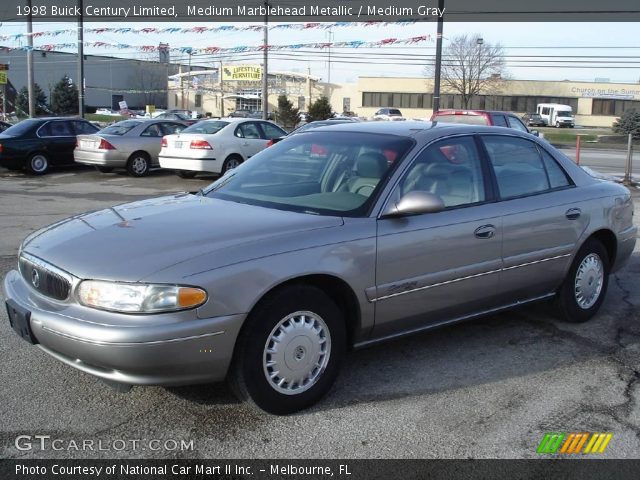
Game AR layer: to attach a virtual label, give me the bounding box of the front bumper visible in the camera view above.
[3,269,245,386]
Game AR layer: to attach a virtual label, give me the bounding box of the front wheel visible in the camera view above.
[555,239,610,323]
[228,285,346,414]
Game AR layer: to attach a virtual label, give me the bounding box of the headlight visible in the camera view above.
[77,280,207,313]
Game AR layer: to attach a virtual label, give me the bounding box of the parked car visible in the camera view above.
[267,119,357,146]
[159,118,286,178]
[431,110,539,135]
[372,108,405,121]
[4,121,636,414]
[228,109,254,118]
[0,117,99,174]
[153,111,199,126]
[248,110,275,121]
[0,121,12,132]
[522,112,546,127]
[74,119,187,177]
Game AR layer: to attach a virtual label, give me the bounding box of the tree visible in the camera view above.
[275,94,299,129]
[613,109,640,139]
[426,34,507,109]
[307,96,333,122]
[16,83,50,116]
[50,75,78,115]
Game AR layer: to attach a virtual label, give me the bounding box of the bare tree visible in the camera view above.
[427,34,507,108]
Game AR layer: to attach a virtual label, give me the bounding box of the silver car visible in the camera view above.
[4,122,636,414]
[74,119,187,177]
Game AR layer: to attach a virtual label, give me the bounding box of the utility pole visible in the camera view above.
[219,60,225,117]
[27,0,35,117]
[186,51,192,112]
[261,0,269,120]
[327,28,333,86]
[77,0,85,117]
[432,0,445,114]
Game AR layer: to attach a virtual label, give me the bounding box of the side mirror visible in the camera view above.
[530,130,540,137]
[381,191,445,218]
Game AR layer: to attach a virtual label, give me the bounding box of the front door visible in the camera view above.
[234,121,268,159]
[37,120,76,165]
[373,135,503,339]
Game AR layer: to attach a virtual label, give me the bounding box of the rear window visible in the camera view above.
[99,121,142,135]
[182,121,229,134]
[434,114,489,125]
[2,119,40,136]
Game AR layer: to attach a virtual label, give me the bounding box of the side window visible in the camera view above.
[141,124,162,137]
[161,123,185,135]
[492,115,508,127]
[238,122,261,139]
[483,136,550,199]
[74,121,98,134]
[540,149,571,189]
[40,121,73,137]
[259,122,286,140]
[398,136,486,208]
[542,107,550,115]
[507,116,529,132]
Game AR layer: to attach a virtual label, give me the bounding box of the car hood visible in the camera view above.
[22,194,343,281]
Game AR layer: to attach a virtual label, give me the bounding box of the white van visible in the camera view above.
[537,103,575,128]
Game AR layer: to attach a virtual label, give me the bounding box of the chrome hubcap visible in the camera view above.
[574,253,604,309]
[132,157,147,174]
[263,311,331,395]
[31,155,47,172]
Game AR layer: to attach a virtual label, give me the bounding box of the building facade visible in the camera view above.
[0,48,182,112]
[328,77,640,127]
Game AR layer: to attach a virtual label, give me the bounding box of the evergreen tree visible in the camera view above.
[275,94,299,129]
[16,83,49,116]
[50,75,79,115]
[612,109,640,139]
[307,96,333,122]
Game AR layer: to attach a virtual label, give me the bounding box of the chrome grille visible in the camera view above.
[19,254,71,301]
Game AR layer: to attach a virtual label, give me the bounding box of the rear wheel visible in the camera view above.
[555,239,609,323]
[228,285,346,414]
[126,152,150,177]
[95,166,114,173]
[222,155,243,175]
[26,153,49,175]
[176,170,197,179]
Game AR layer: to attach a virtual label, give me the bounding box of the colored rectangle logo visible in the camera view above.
[537,433,612,454]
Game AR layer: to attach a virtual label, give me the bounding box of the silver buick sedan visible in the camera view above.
[4,122,636,414]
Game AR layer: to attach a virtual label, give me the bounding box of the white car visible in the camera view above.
[159,118,287,178]
[372,108,405,121]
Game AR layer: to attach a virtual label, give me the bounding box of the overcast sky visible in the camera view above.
[1,21,639,84]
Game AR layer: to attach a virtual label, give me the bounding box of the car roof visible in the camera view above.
[301,120,537,141]
[434,109,518,116]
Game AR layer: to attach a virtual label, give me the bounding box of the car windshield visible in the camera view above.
[99,120,142,135]
[182,121,228,134]
[1,119,40,136]
[202,131,414,217]
[174,113,190,120]
[557,111,573,117]
[434,114,489,125]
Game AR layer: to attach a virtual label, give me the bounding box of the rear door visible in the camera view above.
[373,135,503,338]
[37,120,76,165]
[480,134,587,300]
[234,121,268,159]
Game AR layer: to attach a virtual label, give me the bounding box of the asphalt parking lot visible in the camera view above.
[0,166,639,459]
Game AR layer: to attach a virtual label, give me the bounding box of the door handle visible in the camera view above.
[474,224,496,239]
[242,142,249,146]
[565,208,581,220]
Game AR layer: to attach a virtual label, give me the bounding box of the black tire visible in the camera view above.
[556,121,561,128]
[26,152,49,175]
[228,285,346,415]
[555,239,610,323]
[95,166,114,173]
[126,152,151,177]
[176,170,197,179]
[222,155,243,175]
